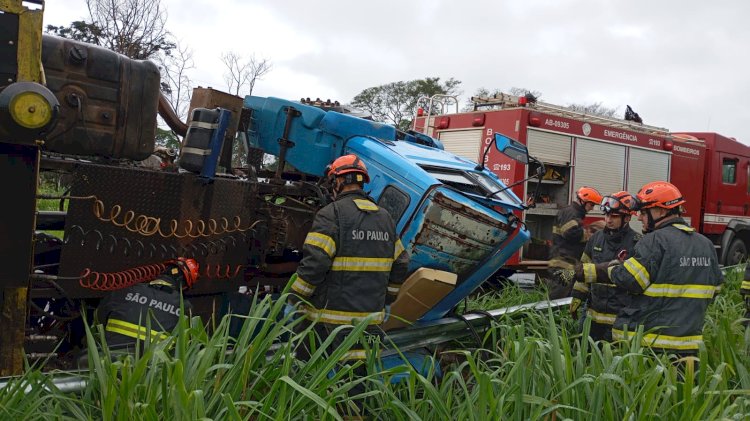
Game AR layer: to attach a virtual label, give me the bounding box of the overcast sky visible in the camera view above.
[44,0,750,143]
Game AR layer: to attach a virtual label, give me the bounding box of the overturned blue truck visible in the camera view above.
[4,34,539,371]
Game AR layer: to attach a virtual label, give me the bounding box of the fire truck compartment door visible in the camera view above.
[527,130,571,165]
[627,147,670,191]
[438,129,483,162]
[627,147,671,233]
[573,138,626,211]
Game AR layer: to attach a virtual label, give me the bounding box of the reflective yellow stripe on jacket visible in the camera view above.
[612,329,703,351]
[394,239,405,259]
[304,232,336,257]
[623,257,650,290]
[583,263,597,283]
[643,283,717,299]
[290,274,316,297]
[331,256,393,272]
[353,199,378,211]
[303,306,385,325]
[553,219,579,235]
[106,319,169,342]
[586,308,616,325]
[573,281,589,294]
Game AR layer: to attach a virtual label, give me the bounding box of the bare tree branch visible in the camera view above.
[158,41,194,120]
[84,0,174,59]
[221,52,272,96]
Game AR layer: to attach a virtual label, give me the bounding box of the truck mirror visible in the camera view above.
[494,133,529,164]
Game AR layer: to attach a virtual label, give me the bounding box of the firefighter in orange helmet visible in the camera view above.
[95,257,199,350]
[546,186,603,299]
[287,153,410,414]
[570,191,641,341]
[575,181,722,356]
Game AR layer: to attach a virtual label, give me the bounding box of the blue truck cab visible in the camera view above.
[245,96,530,322]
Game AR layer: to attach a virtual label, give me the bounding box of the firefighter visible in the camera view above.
[95,257,199,350]
[287,154,409,414]
[546,186,603,299]
[575,181,722,356]
[570,191,641,341]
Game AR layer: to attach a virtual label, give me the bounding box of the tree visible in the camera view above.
[155,127,180,150]
[350,77,461,130]
[46,0,174,60]
[565,102,619,118]
[220,52,272,97]
[45,20,103,44]
[158,41,194,120]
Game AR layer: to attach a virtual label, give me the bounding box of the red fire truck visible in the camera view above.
[413,93,750,268]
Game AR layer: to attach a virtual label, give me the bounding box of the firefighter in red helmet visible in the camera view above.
[570,191,641,341]
[287,153,410,414]
[575,181,722,356]
[546,186,603,299]
[95,257,199,350]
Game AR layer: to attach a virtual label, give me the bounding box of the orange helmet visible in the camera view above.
[636,181,685,210]
[600,191,637,215]
[168,257,200,289]
[576,186,603,205]
[326,154,369,183]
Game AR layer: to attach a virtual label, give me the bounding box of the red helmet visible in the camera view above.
[576,186,603,205]
[326,154,369,183]
[600,191,637,215]
[170,257,199,289]
[636,181,685,210]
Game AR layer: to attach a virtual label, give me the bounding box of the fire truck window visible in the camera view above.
[377,186,410,222]
[722,158,737,184]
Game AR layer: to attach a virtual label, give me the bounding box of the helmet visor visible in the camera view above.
[600,196,627,214]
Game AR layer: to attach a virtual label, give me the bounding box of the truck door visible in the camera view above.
[438,129,483,161]
[626,148,671,232]
[573,138,626,206]
[717,153,744,216]
[522,130,573,261]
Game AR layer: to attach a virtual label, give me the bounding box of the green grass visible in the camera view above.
[2,274,749,420]
[36,180,67,239]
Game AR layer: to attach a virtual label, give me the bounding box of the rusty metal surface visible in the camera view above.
[55,163,319,298]
[40,35,160,160]
[409,190,510,280]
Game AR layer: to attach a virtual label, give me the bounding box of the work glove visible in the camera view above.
[383,305,391,323]
[569,297,582,318]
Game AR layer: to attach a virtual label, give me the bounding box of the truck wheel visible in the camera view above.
[726,238,747,267]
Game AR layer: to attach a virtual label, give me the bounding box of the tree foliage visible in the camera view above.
[155,127,180,150]
[45,20,103,45]
[220,52,273,97]
[350,77,461,130]
[47,0,174,60]
[565,102,618,118]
